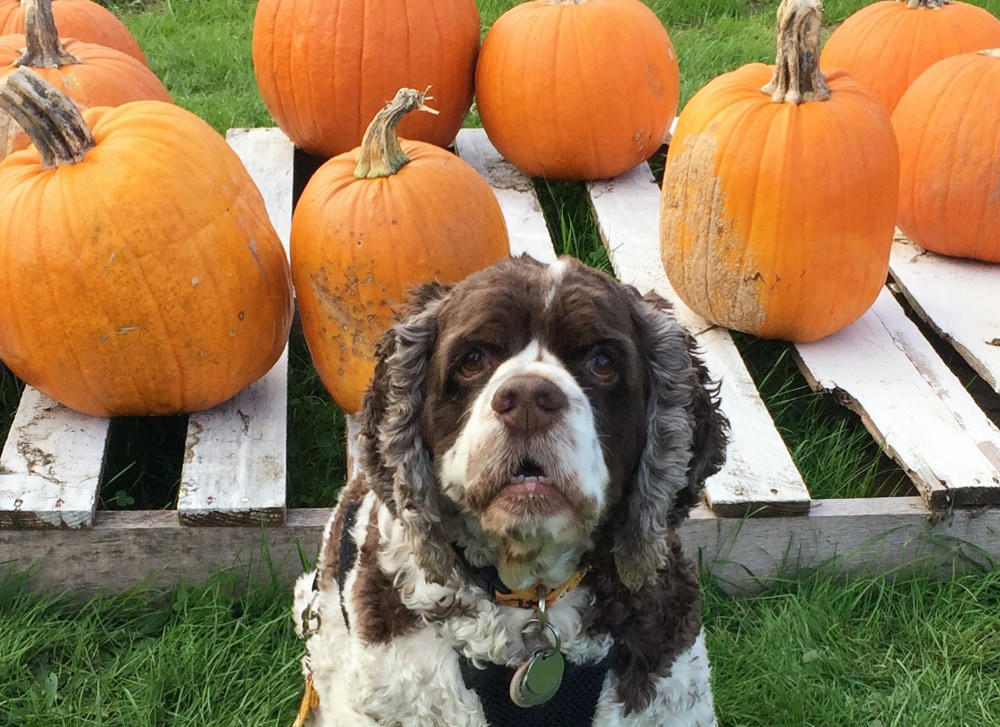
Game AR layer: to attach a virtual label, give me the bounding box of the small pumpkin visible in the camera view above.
[0,0,171,159]
[0,68,293,417]
[291,88,510,414]
[892,49,1000,262]
[475,0,679,181]
[820,0,1000,114]
[660,0,899,342]
[252,0,479,158]
[0,0,147,65]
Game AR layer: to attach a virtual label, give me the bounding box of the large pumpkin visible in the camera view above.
[475,0,679,181]
[660,0,899,342]
[0,68,293,417]
[0,0,171,159]
[291,89,510,414]
[252,0,479,159]
[820,0,1000,114]
[0,0,147,65]
[892,49,1000,261]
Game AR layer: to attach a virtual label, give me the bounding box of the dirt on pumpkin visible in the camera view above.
[660,129,767,334]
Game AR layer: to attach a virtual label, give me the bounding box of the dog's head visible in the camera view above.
[357,255,727,592]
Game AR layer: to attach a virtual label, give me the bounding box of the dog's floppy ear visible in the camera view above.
[356,281,455,584]
[614,291,729,590]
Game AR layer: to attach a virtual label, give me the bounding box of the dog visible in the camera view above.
[292,254,728,726]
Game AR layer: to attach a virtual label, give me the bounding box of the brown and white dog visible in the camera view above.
[292,254,728,727]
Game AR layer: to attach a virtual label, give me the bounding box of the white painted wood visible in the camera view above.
[0,387,110,529]
[587,164,811,516]
[174,130,296,526]
[453,129,556,263]
[177,349,288,526]
[889,233,1000,392]
[6,499,1000,598]
[795,288,1000,509]
[225,127,296,254]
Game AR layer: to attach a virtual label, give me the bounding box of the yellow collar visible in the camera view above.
[493,569,588,610]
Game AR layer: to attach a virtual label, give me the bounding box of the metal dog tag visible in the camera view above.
[510,647,565,707]
[510,615,564,707]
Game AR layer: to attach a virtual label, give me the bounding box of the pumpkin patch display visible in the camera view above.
[0,0,171,159]
[290,88,510,415]
[252,0,479,159]
[475,0,679,181]
[892,49,1000,262]
[0,0,148,65]
[820,0,1000,114]
[0,68,294,417]
[660,0,899,342]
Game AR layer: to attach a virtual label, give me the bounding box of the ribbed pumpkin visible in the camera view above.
[0,68,293,417]
[660,0,899,342]
[291,89,510,414]
[0,0,170,159]
[821,0,1000,114]
[252,0,479,159]
[892,49,1000,261]
[475,0,679,181]
[0,0,147,65]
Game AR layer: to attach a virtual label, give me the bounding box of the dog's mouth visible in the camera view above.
[493,458,567,512]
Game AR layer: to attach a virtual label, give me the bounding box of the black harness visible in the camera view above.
[329,500,615,726]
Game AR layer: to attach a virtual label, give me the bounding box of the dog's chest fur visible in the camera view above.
[294,482,716,727]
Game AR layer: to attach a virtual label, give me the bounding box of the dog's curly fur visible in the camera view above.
[293,255,728,726]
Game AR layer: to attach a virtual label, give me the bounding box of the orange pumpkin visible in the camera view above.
[0,0,171,159]
[252,0,479,159]
[821,0,1000,114]
[892,49,1000,261]
[660,0,899,342]
[0,0,147,65]
[475,0,679,181]
[0,68,293,417]
[291,89,510,414]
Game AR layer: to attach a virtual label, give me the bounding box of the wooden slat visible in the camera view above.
[795,288,1000,509]
[6,498,1000,598]
[225,127,295,252]
[0,388,110,529]
[587,164,811,516]
[453,129,556,262]
[177,350,288,526]
[176,128,296,526]
[889,233,1000,392]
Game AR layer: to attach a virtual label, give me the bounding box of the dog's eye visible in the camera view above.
[588,350,618,383]
[457,349,490,380]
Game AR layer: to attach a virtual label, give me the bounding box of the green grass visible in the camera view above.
[0,572,303,726]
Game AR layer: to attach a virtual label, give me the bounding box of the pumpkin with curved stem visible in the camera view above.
[820,0,1000,114]
[291,88,510,415]
[892,49,1000,262]
[475,0,679,181]
[0,0,171,159]
[0,0,147,65]
[0,68,294,417]
[252,0,479,159]
[660,0,899,342]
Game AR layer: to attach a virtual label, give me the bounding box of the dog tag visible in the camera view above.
[509,648,565,707]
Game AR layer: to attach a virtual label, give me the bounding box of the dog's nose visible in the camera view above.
[491,376,568,435]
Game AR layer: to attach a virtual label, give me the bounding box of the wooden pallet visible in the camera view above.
[2,127,1000,597]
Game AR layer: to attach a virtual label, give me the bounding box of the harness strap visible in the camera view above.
[335,499,362,632]
[458,645,618,727]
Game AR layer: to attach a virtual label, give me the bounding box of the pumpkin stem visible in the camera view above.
[762,0,831,104]
[16,0,81,68]
[0,67,94,169]
[354,87,439,179]
[904,0,950,9]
